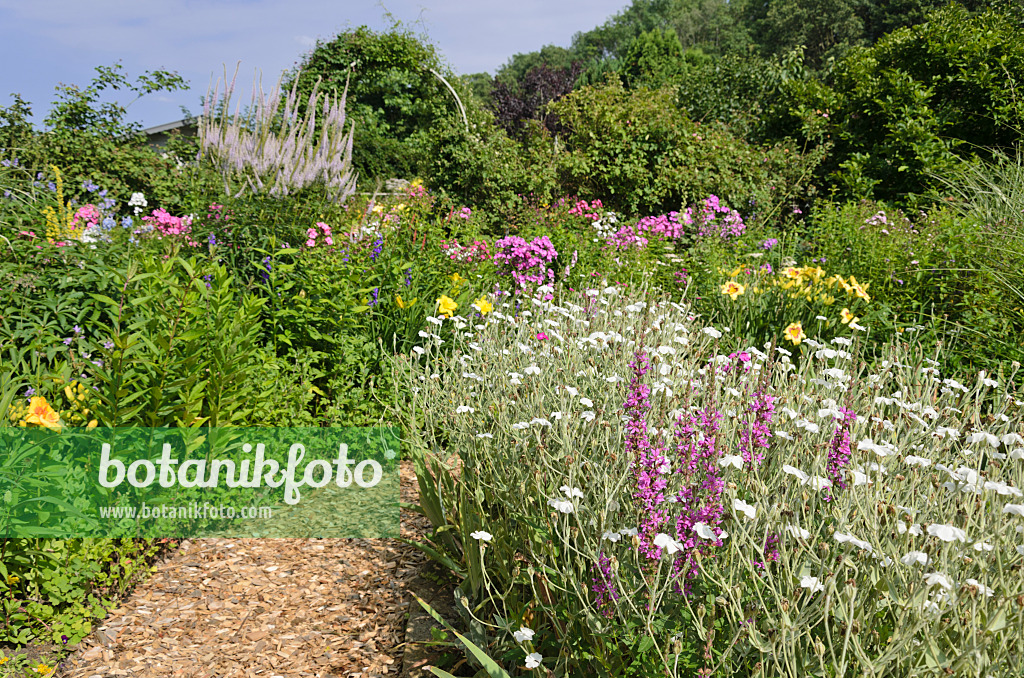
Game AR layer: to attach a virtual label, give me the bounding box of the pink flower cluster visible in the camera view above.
[306,221,333,248]
[492,235,558,292]
[691,195,745,239]
[72,204,101,229]
[568,198,604,221]
[143,208,193,237]
[440,239,490,263]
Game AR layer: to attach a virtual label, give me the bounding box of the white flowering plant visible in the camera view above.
[392,281,1024,677]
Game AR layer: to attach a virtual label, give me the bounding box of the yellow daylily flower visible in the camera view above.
[473,297,494,314]
[437,295,458,317]
[24,397,62,432]
[451,272,466,285]
[840,308,859,325]
[782,267,803,280]
[721,280,746,300]
[784,322,806,345]
[396,295,406,309]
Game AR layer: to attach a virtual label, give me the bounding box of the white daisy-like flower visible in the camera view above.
[471,530,493,542]
[560,485,584,499]
[785,525,811,539]
[718,454,744,469]
[653,532,684,554]
[800,576,825,593]
[923,572,954,590]
[525,652,543,669]
[514,627,535,643]
[733,499,757,520]
[900,551,930,566]
[927,523,968,542]
[548,498,575,514]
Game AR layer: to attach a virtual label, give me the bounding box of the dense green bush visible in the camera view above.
[547,76,823,217]
[809,4,1024,202]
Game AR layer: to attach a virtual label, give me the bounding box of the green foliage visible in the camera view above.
[283,24,470,184]
[812,4,1024,202]
[0,63,192,212]
[547,77,822,217]
[621,28,687,89]
[0,538,162,646]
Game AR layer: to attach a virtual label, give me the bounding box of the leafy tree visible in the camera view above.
[621,28,687,88]
[490,62,582,139]
[743,0,867,68]
[283,24,470,184]
[804,4,1024,201]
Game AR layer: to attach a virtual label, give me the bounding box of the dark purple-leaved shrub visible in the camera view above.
[490,62,582,139]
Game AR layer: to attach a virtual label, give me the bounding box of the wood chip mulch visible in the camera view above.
[57,461,431,678]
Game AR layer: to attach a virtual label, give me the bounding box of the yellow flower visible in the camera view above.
[7,575,20,585]
[847,276,870,301]
[0,655,7,665]
[840,308,859,325]
[473,297,494,314]
[721,280,745,300]
[24,397,62,432]
[410,178,423,188]
[784,322,806,345]
[34,664,53,676]
[818,293,835,306]
[801,265,825,283]
[450,272,466,286]
[437,295,458,318]
[396,294,406,309]
[728,264,746,278]
[87,419,98,429]
[782,267,803,280]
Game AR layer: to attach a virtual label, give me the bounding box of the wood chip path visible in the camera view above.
[58,461,431,678]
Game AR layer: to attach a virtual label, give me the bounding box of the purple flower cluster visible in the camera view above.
[692,195,745,240]
[625,351,672,561]
[825,407,857,500]
[492,235,558,293]
[591,551,619,617]
[669,406,726,591]
[761,238,778,250]
[739,390,776,467]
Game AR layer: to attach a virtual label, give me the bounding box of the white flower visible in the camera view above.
[849,470,872,486]
[972,541,994,552]
[511,422,531,430]
[550,411,563,421]
[602,531,622,542]
[834,531,872,552]
[807,476,832,491]
[966,578,995,597]
[476,433,493,439]
[904,455,932,467]
[923,572,954,590]
[775,430,793,440]
[800,576,825,593]
[969,431,1001,448]
[605,374,624,383]
[796,419,820,434]
[620,527,639,537]
[703,327,723,338]
[525,364,541,375]
[514,627,535,643]
[560,485,584,499]
[927,523,968,542]
[782,465,809,483]
[785,525,811,539]
[653,532,684,554]
[412,346,425,355]
[580,397,594,408]
[901,551,930,566]
[456,405,475,414]
[525,652,543,669]
[471,531,493,542]
[718,454,744,469]
[693,522,726,540]
[548,498,575,514]
[580,410,596,422]
[531,417,552,427]
[1004,504,1024,516]
[733,499,757,521]
[565,386,579,397]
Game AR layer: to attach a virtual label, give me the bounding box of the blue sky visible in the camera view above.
[0,0,629,129]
